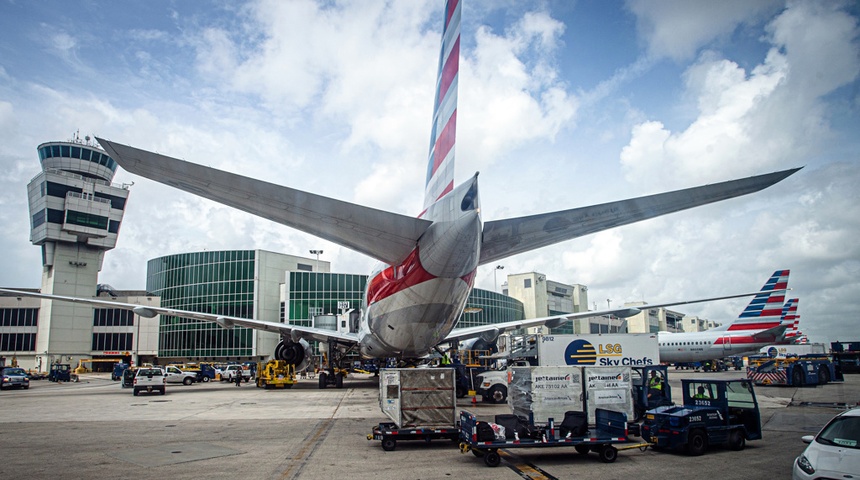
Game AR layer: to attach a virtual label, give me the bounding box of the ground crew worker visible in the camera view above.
[647,370,663,399]
[235,366,243,387]
[693,385,709,399]
[440,352,451,366]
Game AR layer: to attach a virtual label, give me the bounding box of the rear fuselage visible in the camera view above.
[358,176,480,358]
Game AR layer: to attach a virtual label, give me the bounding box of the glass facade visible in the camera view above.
[0,308,38,352]
[147,251,256,358]
[147,249,526,360]
[285,272,367,327]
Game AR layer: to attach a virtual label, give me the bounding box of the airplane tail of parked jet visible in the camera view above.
[710,270,790,332]
[781,298,804,343]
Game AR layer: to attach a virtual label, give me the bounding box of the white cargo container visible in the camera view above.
[378,368,457,428]
[509,365,633,424]
[536,333,660,367]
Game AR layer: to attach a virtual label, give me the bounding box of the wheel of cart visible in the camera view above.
[597,444,618,463]
[574,444,590,455]
[381,437,396,451]
[483,449,501,467]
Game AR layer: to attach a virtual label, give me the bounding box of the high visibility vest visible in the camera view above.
[649,376,662,390]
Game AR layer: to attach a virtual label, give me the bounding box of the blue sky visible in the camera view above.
[1,0,858,345]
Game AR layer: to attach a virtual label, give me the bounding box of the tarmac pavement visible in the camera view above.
[0,369,857,479]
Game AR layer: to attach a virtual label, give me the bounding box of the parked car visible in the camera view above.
[0,367,30,390]
[793,406,860,479]
[133,367,166,396]
[164,365,198,385]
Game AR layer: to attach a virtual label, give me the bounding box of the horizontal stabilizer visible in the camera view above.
[97,138,431,266]
[479,168,801,265]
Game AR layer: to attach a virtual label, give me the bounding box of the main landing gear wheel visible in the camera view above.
[319,372,328,389]
[484,450,501,467]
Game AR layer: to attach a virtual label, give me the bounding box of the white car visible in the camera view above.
[221,365,251,382]
[793,406,860,479]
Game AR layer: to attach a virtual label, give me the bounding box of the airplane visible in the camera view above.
[0,0,801,387]
[657,270,794,363]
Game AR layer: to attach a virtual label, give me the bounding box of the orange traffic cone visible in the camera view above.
[472,396,477,405]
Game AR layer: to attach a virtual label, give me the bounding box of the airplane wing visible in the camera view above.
[95,138,431,267]
[479,168,802,265]
[0,288,359,345]
[441,290,788,343]
[442,289,785,344]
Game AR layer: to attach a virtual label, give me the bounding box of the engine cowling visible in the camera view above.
[274,338,312,372]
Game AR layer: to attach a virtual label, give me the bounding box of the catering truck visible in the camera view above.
[477,334,660,403]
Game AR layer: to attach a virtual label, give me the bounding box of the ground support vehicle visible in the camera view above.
[220,364,251,383]
[164,365,198,385]
[747,355,843,386]
[368,423,460,451]
[831,341,860,374]
[255,360,296,389]
[369,368,458,451]
[133,367,166,396]
[642,378,762,455]
[458,408,642,467]
[111,362,130,381]
[631,365,673,422]
[48,364,75,382]
[121,366,137,388]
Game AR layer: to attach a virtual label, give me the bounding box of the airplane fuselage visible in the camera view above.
[357,175,481,358]
[658,328,786,363]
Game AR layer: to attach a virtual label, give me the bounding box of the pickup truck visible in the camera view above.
[221,365,251,383]
[133,367,166,396]
[164,365,198,385]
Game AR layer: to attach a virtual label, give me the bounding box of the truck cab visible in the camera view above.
[642,379,762,455]
[631,365,673,421]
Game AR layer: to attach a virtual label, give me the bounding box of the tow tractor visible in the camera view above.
[255,360,296,389]
[642,378,762,455]
[746,355,843,387]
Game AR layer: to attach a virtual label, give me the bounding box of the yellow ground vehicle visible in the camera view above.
[255,360,296,389]
[74,358,123,374]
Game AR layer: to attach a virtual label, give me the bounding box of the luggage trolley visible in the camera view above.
[458,408,648,467]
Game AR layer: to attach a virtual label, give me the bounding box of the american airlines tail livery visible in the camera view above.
[658,270,794,363]
[0,0,800,386]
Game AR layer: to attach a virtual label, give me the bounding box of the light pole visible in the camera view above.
[310,249,323,271]
[606,299,611,334]
[494,265,504,292]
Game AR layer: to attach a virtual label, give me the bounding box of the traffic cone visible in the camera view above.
[472,395,477,405]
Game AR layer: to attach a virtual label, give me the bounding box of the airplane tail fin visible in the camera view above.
[782,298,802,341]
[722,269,789,331]
[423,0,460,211]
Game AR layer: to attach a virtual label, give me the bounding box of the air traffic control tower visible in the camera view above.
[27,134,130,364]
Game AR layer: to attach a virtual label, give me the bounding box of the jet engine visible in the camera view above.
[274,338,313,372]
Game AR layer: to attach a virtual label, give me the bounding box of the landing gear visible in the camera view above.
[317,339,355,389]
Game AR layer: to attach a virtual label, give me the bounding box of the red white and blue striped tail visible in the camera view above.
[782,298,801,339]
[726,269,789,331]
[423,0,460,211]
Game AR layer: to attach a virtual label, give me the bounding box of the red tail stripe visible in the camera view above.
[438,38,460,108]
[431,110,457,176]
[366,249,436,305]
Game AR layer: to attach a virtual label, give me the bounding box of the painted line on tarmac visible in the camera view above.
[499,449,558,480]
[277,388,350,479]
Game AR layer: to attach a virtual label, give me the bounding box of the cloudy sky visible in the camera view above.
[1,0,858,345]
